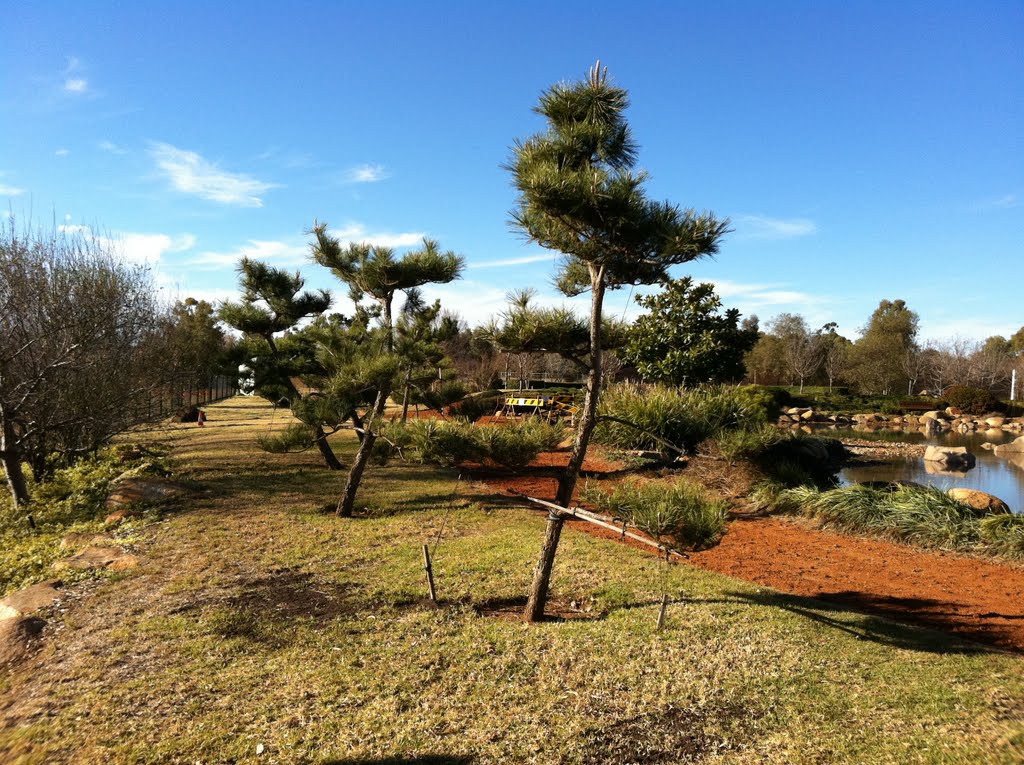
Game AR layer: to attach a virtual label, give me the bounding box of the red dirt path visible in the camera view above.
[477,450,1024,653]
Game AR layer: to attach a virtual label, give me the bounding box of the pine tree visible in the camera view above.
[311,225,464,517]
[218,258,344,470]
[508,63,729,620]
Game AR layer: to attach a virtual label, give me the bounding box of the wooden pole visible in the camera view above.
[656,593,669,629]
[422,544,437,601]
[509,491,687,561]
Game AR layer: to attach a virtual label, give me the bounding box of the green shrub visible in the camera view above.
[979,514,1024,557]
[0,446,169,595]
[715,424,784,463]
[389,420,486,468]
[477,419,565,469]
[764,483,1017,555]
[944,385,1003,415]
[582,478,728,552]
[595,383,769,453]
[384,418,565,470]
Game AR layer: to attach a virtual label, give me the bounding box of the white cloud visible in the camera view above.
[735,214,817,239]
[150,142,277,207]
[190,239,308,269]
[0,182,26,197]
[57,225,196,266]
[323,223,425,249]
[98,140,127,155]
[343,163,390,183]
[64,78,88,94]
[189,224,426,270]
[980,193,1020,210]
[55,148,71,157]
[468,253,557,269]
[709,279,821,304]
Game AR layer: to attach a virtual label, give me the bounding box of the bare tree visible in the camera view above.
[1,218,169,508]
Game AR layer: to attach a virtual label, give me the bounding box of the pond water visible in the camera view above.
[835,428,1024,514]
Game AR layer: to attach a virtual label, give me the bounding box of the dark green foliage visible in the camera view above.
[621,277,757,386]
[582,478,728,552]
[218,259,344,469]
[943,385,1004,415]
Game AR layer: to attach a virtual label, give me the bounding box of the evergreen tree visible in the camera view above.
[849,299,919,395]
[311,226,463,517]
[508,62,729,621]
[218,258,344,470]
[621,277,756,386]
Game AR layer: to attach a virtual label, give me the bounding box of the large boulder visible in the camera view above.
[947,488,1011,515]
[923,445,976,469]
[0,581,63,620]
[985,416,1007,428]
[994,436,1024,456]
[0,616,45,667]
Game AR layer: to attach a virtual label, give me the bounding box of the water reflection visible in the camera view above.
[831,427,1024,515]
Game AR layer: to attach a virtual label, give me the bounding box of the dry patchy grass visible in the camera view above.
[1,396,1022,764]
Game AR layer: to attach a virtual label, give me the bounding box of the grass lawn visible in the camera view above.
[1,395,1023,764]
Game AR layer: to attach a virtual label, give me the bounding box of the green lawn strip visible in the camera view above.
[1,396,1022,764]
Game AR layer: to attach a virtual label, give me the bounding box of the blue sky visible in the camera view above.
[2,1,1021,342]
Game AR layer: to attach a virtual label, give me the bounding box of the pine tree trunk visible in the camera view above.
[314,425,342,470]
[400,367,413,424]
[337,297,394,518]
[1,407,30,508]
[525,269,606,622]
[524,512,565,622]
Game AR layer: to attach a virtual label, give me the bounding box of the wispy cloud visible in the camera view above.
[343,163,390,183]
[468,253,556,269]
[150,142,277,207]
[190,224,427,270]
[980,193,1020,210]
[0,182,26,197]
[735,214,817,239]
[61,56,88,94]
[325,223,425,249]
[55,148,71,157]
[190,239,308,269]
[98,140,128,155]
[708,278,827,308]
[58,225,196,266]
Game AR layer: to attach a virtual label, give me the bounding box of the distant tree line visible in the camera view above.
[744,299,1023,398]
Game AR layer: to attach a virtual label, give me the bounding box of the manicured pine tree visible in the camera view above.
[218,258,344,470]
[508,62,730,621]
[310,225,464,517]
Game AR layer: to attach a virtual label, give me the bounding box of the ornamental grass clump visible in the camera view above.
[770,483,1007,553]
[595,383,769,454]
[583,478,728,552]
[476,419,565,469]
[979,513,1024,558]
[383,418,565,470]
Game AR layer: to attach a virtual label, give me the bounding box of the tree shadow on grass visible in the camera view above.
[724,589,1007,655]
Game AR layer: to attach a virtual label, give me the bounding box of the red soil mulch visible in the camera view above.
[477,449,1024,653]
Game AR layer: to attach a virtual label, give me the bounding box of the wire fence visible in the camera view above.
[146,375,238,421]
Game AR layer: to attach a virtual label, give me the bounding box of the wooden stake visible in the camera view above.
[422,544,437,601]
[656,593,669,629]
